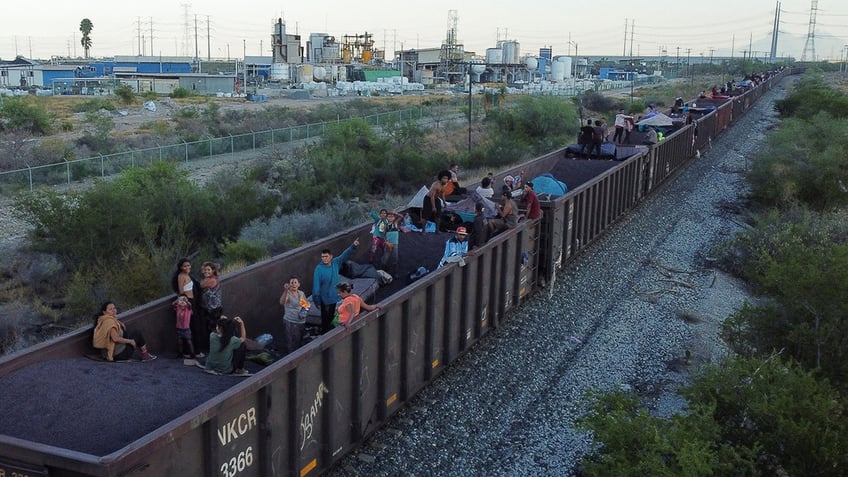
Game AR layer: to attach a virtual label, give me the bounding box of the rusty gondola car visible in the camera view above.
[0,68,796,477]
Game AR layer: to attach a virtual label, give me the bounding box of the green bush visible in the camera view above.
[114,84,135,105]
[170,87,191,99]
[580,357,848,476]
[72,98,116,113]
[775,71,848,119]
[747,113,848,210]
[0,96,52,134]
[220,239,268,265]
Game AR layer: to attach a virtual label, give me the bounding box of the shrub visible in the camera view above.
[220,239,268,265]
[72,98,116,113]
[171,87,191,99]
[0,96,52,134]
[747,113,848,210]
[114,84,135,105]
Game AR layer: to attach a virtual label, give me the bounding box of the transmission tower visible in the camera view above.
[769,1,781,62]
[439,10,464,83]
[181,3,192,57]
[801,0,817,61]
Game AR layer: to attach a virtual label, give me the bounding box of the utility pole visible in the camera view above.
[676,46,680,76]
[137,17,142,56]
[623,19,628,57]
[149,17,154,57]
[686,48,692,85]
[194,15,199,61]
[207,16,211,61]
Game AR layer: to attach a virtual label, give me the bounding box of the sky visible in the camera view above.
[2,0,847,62]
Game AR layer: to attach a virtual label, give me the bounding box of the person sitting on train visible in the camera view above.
[202,316,249,376]
[489,190,519,236]
[521,182,542,220]
[470,203,489,249]
[475,177,495,199]
[439,226,471,268]
[92,301,157,362]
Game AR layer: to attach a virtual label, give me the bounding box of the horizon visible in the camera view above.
[3,1,847,62]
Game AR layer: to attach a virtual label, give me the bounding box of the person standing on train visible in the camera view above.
[612,109,628,144]
[198,261,223,355]
[313,238,359,334]
[423,171,450,230]
[334,282,380,327]
[171,258,205,355]
[280,276,309,354]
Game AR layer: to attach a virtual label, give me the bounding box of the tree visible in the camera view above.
[79,18,93,59]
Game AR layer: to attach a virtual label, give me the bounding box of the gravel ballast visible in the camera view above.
[326,80,790,476]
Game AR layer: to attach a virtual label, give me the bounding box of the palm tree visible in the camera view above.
[79,18,93,59]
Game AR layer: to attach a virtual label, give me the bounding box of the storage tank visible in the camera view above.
[298,64,314,83]
[313,66,327,81]
[501,41,520,64]
[362,50,372,63]
[486,48,503,65]
[554,56,572,79]
[525,57,538,71]
[551,60,566,82]
[269,63,290,82]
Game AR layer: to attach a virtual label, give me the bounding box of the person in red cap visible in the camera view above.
[438,226,470,267]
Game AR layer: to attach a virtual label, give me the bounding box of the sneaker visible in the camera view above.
[195,361,206,370]
[204,368,221,376]
[195,352,206,358]
[183,358,197,366]
[233,368,251,376]
[141,353,157,362]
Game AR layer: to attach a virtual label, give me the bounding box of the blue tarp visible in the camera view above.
[530,173,567,197]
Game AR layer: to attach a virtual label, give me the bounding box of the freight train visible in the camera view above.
[0,67,797,477]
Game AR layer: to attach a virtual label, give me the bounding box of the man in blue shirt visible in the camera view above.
[439,227,470,268]
[313,238,359,333]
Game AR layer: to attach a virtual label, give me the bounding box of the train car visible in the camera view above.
[0,68,796,477]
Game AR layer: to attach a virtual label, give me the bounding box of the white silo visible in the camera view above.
[486,48,502,65]
[313,66,327,81]
[551,60,566,82]
[525,57,538,71]
[554,56,573,79]
[501,41,520,64]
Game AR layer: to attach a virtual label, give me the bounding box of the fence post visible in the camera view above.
[157,143,162,162]
[27,164,33,192]
[131,150,135,168]
[209,138,212,158]
[100,154,105,177]
[65,159,70,185]
[252,131,256,151]
[230,135,234,155]
[290,127,293,142]
[184,142,189,163]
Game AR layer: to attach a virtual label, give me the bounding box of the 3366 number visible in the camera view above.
[219,446,254,477]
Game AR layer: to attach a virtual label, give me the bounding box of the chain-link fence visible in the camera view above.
[0,107,428,193]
